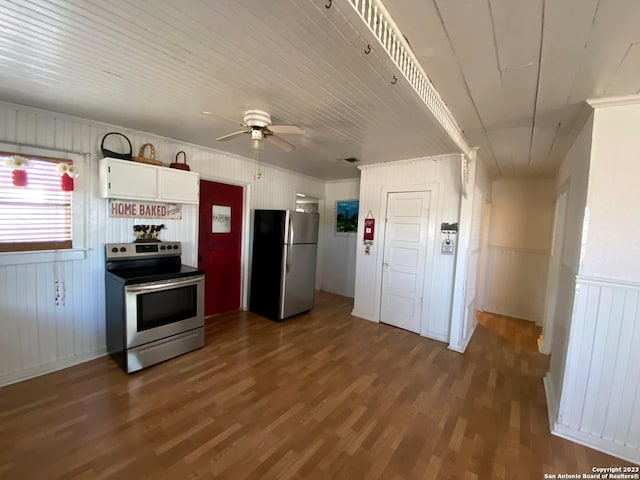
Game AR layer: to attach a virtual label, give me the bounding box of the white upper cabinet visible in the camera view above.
[99,158,199,204]
[158,168,199,204]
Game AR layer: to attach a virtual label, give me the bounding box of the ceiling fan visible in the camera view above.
[215,110,303,152]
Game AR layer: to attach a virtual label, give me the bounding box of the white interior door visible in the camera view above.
[380,191,431,333]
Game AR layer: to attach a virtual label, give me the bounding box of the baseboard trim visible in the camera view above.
[0,348,107,388]
[351,310,378,323]
[552,423,640,465]
[543,374,639,464]
[537,335,550,355]
[461,321,478,351]
[448,321,477,353]
[543,374,558,433]
[320,287,354,298]
[483,307,536,323]
[421,331,449,343]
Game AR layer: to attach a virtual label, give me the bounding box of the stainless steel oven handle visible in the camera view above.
[126,276,203,293]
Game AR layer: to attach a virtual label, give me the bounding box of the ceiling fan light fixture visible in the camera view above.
[250,137,264,152]
[244,110,271,128]
[250,128,264,140]
[215,109,301,152]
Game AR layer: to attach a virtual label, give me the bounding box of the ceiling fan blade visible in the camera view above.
[216,130,250,141]
[268,124,304,135]
[201,111,245,127]
[265,134,296,152]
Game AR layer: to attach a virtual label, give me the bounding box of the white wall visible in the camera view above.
[320,179,360,297]
[482,179,555,322]
[548,101,640,464]
[457,154,491,350]
[545,113,593,422]
[352,155,461,342]
[581,105,640,282]
[0,102,325,387]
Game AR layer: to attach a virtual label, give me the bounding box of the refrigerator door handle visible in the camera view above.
[286,244,292,273]
[288,215,294,245]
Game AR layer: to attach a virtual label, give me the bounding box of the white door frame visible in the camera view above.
[477,202,492,311]
[375,183,440,336]
[538,181,569,354]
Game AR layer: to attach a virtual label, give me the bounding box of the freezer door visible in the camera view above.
[284,211,319,244]
[279,243,317,319]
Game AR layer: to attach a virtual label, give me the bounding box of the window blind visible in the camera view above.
[0,155,72,252]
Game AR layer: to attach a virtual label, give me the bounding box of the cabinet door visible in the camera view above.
[104,159,158,200]
[159,169,199,204]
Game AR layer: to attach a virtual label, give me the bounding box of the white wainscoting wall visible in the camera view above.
[0,101,325,387]
[551,275,640,463]
[545,100,640,464]
[481,179,554,323]
[544,262,577,422]
[482,246,549,322]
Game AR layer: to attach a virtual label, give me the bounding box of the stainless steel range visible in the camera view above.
[105,242,205,373]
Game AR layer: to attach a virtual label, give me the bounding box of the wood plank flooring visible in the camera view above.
[0,292,632,479]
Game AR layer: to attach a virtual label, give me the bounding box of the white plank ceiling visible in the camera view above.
[1,0,639,180]
[385,0,640,178]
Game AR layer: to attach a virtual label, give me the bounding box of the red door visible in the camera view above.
[198,180,243,316]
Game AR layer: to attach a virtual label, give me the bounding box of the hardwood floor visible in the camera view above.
[0,292,631,479]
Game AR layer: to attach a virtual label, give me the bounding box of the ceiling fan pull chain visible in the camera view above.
[325,0,332,8]
[391,75,397,85]
[364,44,371,54]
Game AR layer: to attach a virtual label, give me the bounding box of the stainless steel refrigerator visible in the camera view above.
[250,210,319,321]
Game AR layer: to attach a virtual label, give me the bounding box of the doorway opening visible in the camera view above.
[295,193,319,213]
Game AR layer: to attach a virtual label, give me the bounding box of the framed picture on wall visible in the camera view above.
[336,199,359,234]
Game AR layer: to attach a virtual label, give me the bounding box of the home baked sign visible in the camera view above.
[109,199,182,219]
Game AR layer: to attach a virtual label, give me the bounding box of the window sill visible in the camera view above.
[0,248,88,266]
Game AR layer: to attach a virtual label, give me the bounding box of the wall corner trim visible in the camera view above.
[447,321,477,353]
[586,94,640,109]
[351,310,378,323]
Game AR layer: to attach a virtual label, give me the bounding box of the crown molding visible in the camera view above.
[586,94,640,109]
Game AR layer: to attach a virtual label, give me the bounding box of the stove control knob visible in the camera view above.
[160,245,166,250]
[173,244,179,250]
[166,245,172,250]
[111,247,118,253]
[119,247,126,252]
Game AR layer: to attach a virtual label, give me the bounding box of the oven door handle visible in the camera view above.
[126,276,202,293]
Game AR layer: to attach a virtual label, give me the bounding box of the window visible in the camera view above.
[0,153,73,252]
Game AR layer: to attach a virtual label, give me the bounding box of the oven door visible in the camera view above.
[124,275,204,348]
